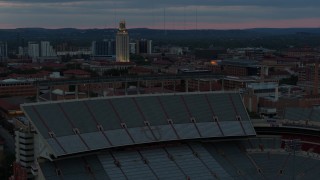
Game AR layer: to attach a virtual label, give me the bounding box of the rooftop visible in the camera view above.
[219,59,260,68]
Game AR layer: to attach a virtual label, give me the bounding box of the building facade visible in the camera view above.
[297,63,320,94]
[15,130,35,179]
[0,41,8,62]
[28,42,40,62]
[40,41,56,57]
[136,39,152,54]
[0,80,36,97]
[92,39,116,57]
[116,20,130,62]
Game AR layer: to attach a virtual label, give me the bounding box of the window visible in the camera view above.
[19,136,33,140]
[19,147,34,151]
[20,154,34,158]
[19,142,33,146]
[20,159,34,163]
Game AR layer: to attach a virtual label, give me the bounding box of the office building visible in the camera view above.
[28,42,40,62]
[129,42,136,54]
[136,39,152,54]
[0,41,8,62]
[116,20,130,62]
[214,59,261,76]
[18,46,28,57]
[40,41,56,57]
[92,39,116,57]
[297,63,320,95]
[0,79,37,97]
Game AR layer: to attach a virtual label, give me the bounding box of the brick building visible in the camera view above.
[0,80,36,97]
[211,59,260,76]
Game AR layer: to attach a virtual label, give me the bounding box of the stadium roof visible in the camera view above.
[22,92,255,157]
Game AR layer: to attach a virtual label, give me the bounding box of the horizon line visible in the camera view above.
[1,27,320,31]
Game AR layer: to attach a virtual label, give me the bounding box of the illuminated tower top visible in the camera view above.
[118,20,128,34]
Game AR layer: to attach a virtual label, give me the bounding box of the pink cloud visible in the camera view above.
[0,23,17,29]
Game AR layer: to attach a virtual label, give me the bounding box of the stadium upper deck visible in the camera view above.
[18,91,320,180]
[21,91,255,158]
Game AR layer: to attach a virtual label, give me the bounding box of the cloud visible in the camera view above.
[1,0,320,8]
[0,0,319,29]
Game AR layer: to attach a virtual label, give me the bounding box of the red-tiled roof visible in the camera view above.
[152,60,172,65]
[42,63,66,68]
[63,69,90,75]
[13,64,40,70]
[7,70,50,79]
[129,67,153,74]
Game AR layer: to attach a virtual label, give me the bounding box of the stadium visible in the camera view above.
[15,91,320,179]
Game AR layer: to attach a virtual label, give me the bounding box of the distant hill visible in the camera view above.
[248,28,320,35]
[1,28,320,49]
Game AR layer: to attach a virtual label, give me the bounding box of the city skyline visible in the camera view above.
[0,0,319,29]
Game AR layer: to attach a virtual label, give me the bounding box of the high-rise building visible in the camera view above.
[40,41,56,57]
[28,42,40,62]
[18,46,28,57]
[129,42,136,54]
[92,39,116,57]
[136,39,152,55]
[116,20,130,62]
[0,41,8,62]
[40,41,50,57]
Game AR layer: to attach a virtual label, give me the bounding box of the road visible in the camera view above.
[0,125,15,153]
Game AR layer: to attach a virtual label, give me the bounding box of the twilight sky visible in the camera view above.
[0,0,319,29]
